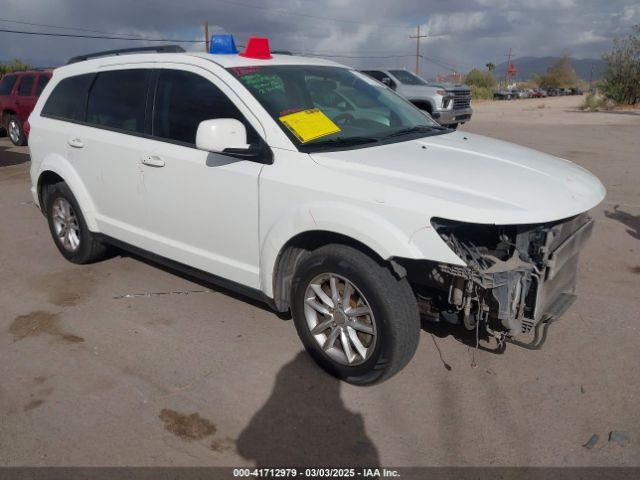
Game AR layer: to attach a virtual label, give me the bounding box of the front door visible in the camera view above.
[133,67,265,289]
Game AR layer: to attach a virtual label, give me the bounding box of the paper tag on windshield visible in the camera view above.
[279,108,341,143]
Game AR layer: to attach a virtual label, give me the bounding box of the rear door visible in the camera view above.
[66,68,154,242]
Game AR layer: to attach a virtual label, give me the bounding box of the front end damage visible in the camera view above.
[405,214,594,348]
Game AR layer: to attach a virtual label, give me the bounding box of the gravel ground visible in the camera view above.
[0,95,639,467]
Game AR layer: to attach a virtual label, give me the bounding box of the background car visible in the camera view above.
[0,69,51,146]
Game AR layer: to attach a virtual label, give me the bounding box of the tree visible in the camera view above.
[465,68,497,89]
[538,55,579,89]
[0,59,32,76]
[600,25,640,105]
[485,62,495,72]
[465,67,497,100]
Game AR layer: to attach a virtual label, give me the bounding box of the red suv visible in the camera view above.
[0,70,52,146]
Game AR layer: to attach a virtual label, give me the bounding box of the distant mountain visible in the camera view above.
[494,56,606,81]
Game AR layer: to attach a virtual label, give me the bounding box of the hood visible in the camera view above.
[396,84,439,97]
[310,131,606,225]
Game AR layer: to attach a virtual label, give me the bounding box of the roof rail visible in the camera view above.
[67,45,186,65]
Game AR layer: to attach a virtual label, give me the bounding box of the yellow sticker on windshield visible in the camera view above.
[279,108,341,143]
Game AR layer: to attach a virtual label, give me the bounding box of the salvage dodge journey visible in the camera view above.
[28,38,605,385]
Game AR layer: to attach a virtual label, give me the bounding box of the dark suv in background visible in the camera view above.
[0,70,51,146]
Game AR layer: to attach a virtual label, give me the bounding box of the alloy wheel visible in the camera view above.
[52,197,81,252]
[8,120,20,144]
[303,273,377,366]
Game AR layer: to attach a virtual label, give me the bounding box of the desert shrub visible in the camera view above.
[470,85,493,100]
[580,92,612,111]
[600,25,640,105]
[464,68,497,89]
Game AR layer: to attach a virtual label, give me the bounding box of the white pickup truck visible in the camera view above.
[360,69,472,129]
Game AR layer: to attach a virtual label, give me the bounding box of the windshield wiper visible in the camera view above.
[382,125,447,140]
[307,136,380,148]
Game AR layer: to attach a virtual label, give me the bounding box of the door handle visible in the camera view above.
[141,155,165,168]
[67,138,84,148]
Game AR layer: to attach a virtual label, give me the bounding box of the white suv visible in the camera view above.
[29,43,605,384]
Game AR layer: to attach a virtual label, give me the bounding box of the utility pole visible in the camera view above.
[588,63,594,92]
[504,47,512,86]
[409,26,428,76]
[203,21,210,52]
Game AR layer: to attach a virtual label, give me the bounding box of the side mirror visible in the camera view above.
[381,77,396,90]
[196,119,249,153]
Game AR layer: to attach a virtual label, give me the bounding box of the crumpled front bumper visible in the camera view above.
[432,213,594,336]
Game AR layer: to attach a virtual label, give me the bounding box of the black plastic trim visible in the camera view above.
[95,233,276,310]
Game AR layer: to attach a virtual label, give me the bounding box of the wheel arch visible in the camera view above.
[269,230,399,313]
[261,202,429,310]
[410,99,434,113]
[36,158,99,231]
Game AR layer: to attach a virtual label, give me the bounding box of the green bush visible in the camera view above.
[464,68,497,89]
[470,85,493,100]
[600,25,640,105]
[0,59,32,76]
[580,92,612,111]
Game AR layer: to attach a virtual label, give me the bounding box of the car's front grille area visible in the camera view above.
[450,89,471,110]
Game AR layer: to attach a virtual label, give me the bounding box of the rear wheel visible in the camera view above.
[45,182,108,264]
[291,244,420,385]
[7,115,26,146]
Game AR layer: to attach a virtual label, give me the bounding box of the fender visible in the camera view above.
[259,201,464,297]
[409,97,437,113]
[36,154,100,232]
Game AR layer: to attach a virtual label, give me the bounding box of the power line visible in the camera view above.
[0,17,129,35]
[0,28,205,43]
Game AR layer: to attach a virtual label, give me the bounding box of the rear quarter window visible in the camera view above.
[36,75,50,96]
[0,75,17,95]
[41,74,95,121]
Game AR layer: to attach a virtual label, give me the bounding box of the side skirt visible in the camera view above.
[96,234,276,310]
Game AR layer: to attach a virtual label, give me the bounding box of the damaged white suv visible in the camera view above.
[28,42,605,385]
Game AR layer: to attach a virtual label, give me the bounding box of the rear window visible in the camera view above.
[17,75,35,96]
[86,69,150,134]
[41,74,95,121]
[0,75,17,95]
[36,75,50,96]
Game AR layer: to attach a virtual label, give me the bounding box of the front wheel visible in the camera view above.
[291,244,420,385]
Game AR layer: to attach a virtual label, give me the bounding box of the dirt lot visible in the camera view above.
[1,95,639,467]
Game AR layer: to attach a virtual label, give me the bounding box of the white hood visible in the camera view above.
[310,131,606,225]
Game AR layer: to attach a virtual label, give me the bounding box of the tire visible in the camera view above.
[290,244,420,385]
[448,123,459,130]
[6,115,27,146]
[44,182,108,264]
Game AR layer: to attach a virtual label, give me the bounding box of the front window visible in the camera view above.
[228,65,446,152]
[388,70,428,86]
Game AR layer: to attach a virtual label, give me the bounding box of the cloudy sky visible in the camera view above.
[1,0,638,76]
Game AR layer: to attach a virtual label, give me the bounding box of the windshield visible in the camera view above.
[389,70,428,86]
[228,65,444,152]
